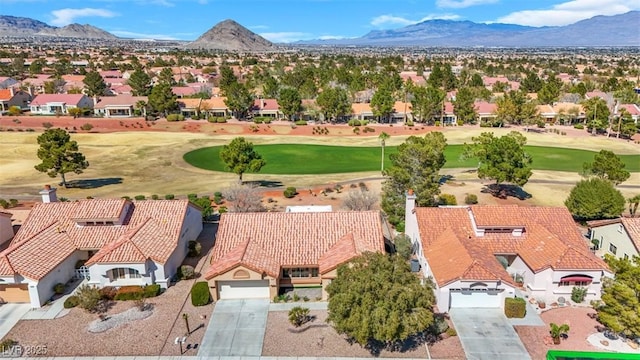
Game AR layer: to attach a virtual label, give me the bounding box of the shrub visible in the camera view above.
[218,206,228,214]
[177,265,195,280]
[571,286,587,303]
[143,284,161,298]
[353,127,360,134]
[134,195,146,200]
[191,281,211,306]
[283,186,297,198]
[64,295,79,308]
[429,314,449,335]
[216,117,227,123]
[166,114,185,121]
[288,306,310,327]
[446,327,457,336]
[7,106,21,116]
[213,191,223,205]
[293,293,300,302]
[53,283,65,295]
[435,121,441,127]
[456,119,464,126]
[99,286,117,300]
[294,120,307,125]
[187,240,202,257]
[80,123,94,131]
[464,193,478,205]
[505,297,526,318]
[0,199,7,209]
[42,122,54,129]
[438,193,457,205]
[348,119,362,127]
[164,194,175,200]
[8,199,17,208]
[406,120,414,127]
[114,285,144,301]
[151,194,159,200]
[75,284,102,312]
[574,124,584,130]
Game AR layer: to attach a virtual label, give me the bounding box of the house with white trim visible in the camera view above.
[29,94,93,115]
[0,186,202,308]
[587,218,640,260]
[404,192,611,310]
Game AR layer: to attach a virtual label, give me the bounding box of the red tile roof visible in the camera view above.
[205,211,385,280]
[1,199,194,280]
[94,95,147,108]
[0,89,13,101]
[30,94,86,106]
[415,206,608,287]
[621,218,640,253]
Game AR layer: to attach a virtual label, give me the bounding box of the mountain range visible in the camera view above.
[0,11,638,48]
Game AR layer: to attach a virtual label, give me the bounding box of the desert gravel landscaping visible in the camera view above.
[2,224,216,357]
[262,310,465,359]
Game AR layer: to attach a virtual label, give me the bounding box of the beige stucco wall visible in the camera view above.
[208,266,277,301]
[591,223,638,260]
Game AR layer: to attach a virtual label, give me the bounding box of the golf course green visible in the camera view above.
[183,144,640,174]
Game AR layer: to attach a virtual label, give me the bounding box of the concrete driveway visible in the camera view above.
[449,308,531,360]
[198,299,269,356]
[0,303,31,339]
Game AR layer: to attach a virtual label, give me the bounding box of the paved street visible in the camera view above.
[198,299,269,356]
[449,308,531,360]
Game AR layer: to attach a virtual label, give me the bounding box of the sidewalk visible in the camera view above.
[22,279,86,320]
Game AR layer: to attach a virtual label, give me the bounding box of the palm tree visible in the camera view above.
[628,194,640,217]
[549,323,570,344]
[378,131,390,174]
[135,100,147,118]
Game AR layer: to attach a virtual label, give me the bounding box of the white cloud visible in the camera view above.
[496,0,639,26]
[50,8,118,26]
[371,13,461,27]
[110,30,177,40]
[318,35,352,40]
[436,0,498,9]
[259,32,312,43]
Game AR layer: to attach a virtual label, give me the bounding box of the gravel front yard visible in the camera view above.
[515,307,602,360]
[262,310,465,359]
[3,224,217,357]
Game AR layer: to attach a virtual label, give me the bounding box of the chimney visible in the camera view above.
[404,189,418,237]
[39,184,58,203]
[9,87,14,97]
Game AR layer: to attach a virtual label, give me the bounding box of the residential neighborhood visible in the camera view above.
[0,3,639,360]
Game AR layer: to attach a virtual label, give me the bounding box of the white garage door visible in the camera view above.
[218,280,270,299]
[450,291,502,308]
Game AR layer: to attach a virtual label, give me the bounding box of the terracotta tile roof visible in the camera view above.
[171,86,197,96]
[620,104,640,116]
[587,218,621,228]
[621,218,640,252]
[252,99,279,111]
[393,101,412,113]
[201,97,227,109]
[475,101,497,114]
[178,98,202,109]
[0,89,12,101]
[317,232,376,274]
[72,198,127,221]
[351,103,372,114]
[2,199,193,280]
[205,211,385,280]
[414,205,608,287]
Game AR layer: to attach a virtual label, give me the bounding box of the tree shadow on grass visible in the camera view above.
[64,177,123,189]
[481,183,532,200]
[244,180,283,188]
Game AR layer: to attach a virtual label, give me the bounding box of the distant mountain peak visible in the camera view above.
[0,15,116,39]
[36,23,117,39]
[186,19,274,51]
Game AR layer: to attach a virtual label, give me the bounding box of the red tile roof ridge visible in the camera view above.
[1,220,60,256]
[318,232,358,274]
[586,218,622,227]
[621,218,640,252]
[554,245,608,270]
[85,217,152,266]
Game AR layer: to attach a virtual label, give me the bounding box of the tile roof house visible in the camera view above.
[587,217,640,260]
[0,88,31,113]
[475,101,497,125]
[0,187,202,308]
[204,211,388,301]
[29,94,94,115]
[200,97,229,118]
[251,99,283,119]
[617,104,640,124]
[404,193,611,310]
[94,95,148,118]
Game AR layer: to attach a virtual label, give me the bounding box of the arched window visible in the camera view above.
[559,274,592,286]
[233,269,250,279]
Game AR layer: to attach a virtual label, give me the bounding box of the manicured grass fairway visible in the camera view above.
[183,144,640,174]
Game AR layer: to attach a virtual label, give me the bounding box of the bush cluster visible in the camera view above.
[0,198,19,209]
[177,265,196,280]
[283,186,297,198]
[362,126,375,133]
[80,123,94,131]
[166,114,185,121]
[187,240,202,257]
[571,286,587,303]
[348,119,368,127]
[113,284,161,301]
[53,283,65,295]
[253,116,273,124]
[464,193,478,205]
[504,297,526,318]
[312,126,329,135]
[574,124,584,130]
[294,120,308,125]
[64,295,79,308]
[191,281,211,306]
[438,193,457,205]
[207,116,227,123]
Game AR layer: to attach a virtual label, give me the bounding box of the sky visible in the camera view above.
[0,0,638,42]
